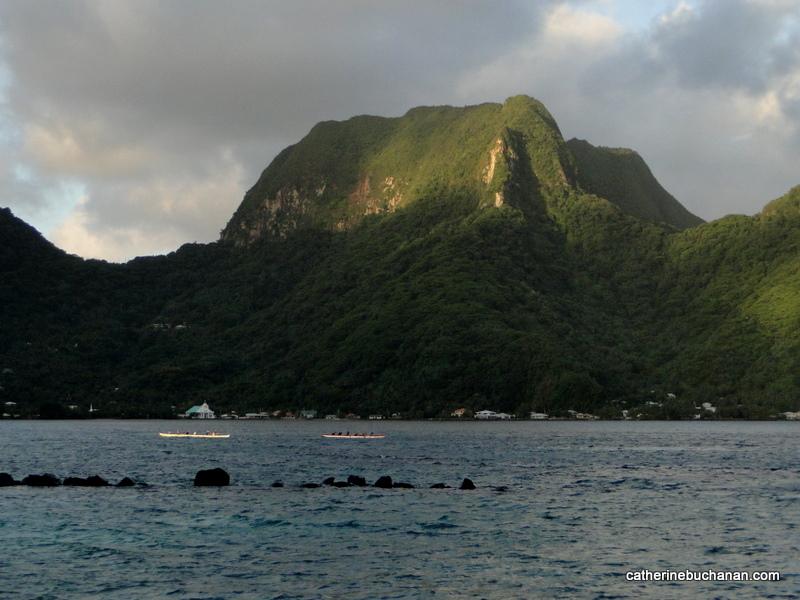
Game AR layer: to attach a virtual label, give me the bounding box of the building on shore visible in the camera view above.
[475,410,513,420]
[185,402,216,419]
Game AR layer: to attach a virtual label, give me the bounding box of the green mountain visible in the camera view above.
[1,96,798,419]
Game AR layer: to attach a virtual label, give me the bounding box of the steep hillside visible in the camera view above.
[655,186,800,414]
[567,139,703,230]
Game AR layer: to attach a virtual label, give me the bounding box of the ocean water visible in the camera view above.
[0,420,798,599]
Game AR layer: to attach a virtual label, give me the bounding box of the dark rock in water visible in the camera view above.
[322,476,336,486]
[492,485,509,492]
[332,481,351,488]
[392,482,414,489]
[347,475,367,487]
[301,482,320,488]
[63,477,89,486]
[459,478,476,490]
[430,483,450,489]
[116,477,136,487]
[22,473,61,487]
[65,475,110,487]
[271,481,284,488]
[0,473,18,486]
[374,475,393,489]
[193,468,230,487]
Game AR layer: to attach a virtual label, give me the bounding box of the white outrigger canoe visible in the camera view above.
[159,432,230,439]
[321,433,385,439]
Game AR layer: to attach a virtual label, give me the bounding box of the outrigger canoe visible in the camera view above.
[159,432,230,439]
[321,433,385,439]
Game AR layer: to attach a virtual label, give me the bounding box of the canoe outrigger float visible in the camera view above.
[159,432,230,439]
[322,433,385,439]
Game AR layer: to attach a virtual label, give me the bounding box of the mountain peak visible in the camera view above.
[221,97,699,246]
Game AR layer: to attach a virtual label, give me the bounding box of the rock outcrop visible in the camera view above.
[392,482,414,489]
[63,475,110,487]
[373,475,393,489]
[0,473,18,486]
[193,468,230,487]
[22,473,60,487]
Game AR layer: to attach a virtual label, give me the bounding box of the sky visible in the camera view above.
[1,0,798,262]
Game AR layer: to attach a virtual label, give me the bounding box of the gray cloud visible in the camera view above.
[648,0,799,92]
[1,1,542,141]
[0,0,798,259]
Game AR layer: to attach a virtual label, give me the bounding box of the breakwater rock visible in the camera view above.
[64,475,110,487]
[22,473,60,487]
[194,468,230,486]
[0,473,19,486]
[374,475,393,489]
[2,469,486,491]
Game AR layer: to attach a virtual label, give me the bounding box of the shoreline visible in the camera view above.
[1,416,797,422]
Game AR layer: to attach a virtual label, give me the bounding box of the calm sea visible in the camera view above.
[0,420,798,599]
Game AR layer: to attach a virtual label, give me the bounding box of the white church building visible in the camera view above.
[185,402,216,419]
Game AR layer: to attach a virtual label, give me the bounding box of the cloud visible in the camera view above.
[50,196,161,263]
[0,0,799,259]
[23,120,154,179]
[50,151,246,261]
[647,0,797,92]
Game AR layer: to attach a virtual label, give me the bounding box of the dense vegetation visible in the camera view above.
[1,96,798,419]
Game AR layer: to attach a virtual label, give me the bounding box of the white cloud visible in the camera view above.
[458,4,622,101]
[50,196,166,263]
[659,1,694,26]
[24,120,153,178]
[546,4,622,43]
[50,154,245,261]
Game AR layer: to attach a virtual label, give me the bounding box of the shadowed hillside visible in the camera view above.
[567,138,703,230]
